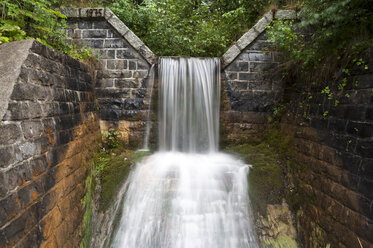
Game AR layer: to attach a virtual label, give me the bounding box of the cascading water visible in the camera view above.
[111,57,259,248]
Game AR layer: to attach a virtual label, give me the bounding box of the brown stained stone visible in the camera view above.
[39,235,57,248]
[41,207,63,240]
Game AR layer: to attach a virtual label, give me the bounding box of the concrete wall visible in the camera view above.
[0,40,100,248]
[62,8,156,147]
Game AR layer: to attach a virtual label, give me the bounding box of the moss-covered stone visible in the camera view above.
[227,140,286,215]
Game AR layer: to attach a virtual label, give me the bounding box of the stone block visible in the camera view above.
[79,8,105,18]
[29,156,48,178]
[104,39,127,48]
[107,15,129,36]
[5,102,42,121]
[124,30,144,50]
[226,81,248,91]
[11,83,49,101]
[227,61,249,72]
[328,118,348,132]
[19,141,39,159]
[225,72,237,80]
[83,39,104,49]
[222,45,240,68]
[139,45,156,65]
[59,8,79,18]
[42,102,60,117]
[96,70,132,79]
[248,52,272,61]
[116,49,138,59]
[366,107,373,121]
[0,124,22,146]
[96,49,115,59]
[82,30,107,39]
[248,81,272,91]
[250,62,276,72]
[116,79,139,88]
[356,140,373,158]
[275,10,297,20]
[106,59,127,70]
[93,20,111,29]
[133,88,146,98]
[256,10,273,31]
[344,105,366,121]
[96,78,115,88]
[21,120,44,139]
[129,61,136,70]
[96,88,131,99]
[77,21,92,29]
[236,29,257,50]
[133,70,148,79]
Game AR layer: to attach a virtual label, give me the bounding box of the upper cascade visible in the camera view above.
[158,57,221,153]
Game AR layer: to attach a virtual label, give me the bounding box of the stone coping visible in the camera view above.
[60,8,157,65]
[0,39,35,121]
[221,9,297,69]
[60,8,296,69]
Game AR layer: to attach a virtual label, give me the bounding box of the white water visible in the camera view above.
[111,58,259,248]
[142,65,155,151]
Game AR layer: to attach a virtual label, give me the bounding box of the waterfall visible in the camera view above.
[158,58,220,152]
[111,58,259,248]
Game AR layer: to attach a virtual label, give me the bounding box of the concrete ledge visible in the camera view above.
[60,8,156,65]
[222,9,297,69]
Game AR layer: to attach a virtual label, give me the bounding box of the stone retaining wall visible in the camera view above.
[62,8,156,147]
[220,10,294,143]
[280,48,373,248]
[0,40,100,248]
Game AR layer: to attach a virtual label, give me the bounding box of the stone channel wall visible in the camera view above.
[280,48,373,248]
[62,8,156,147]
[0,40,100,248]
[220,10,295,143]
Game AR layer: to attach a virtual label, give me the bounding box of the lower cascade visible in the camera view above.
[111,57,259,248]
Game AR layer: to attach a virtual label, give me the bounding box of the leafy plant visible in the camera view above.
[0,0,93,60]
[102,128,121,150]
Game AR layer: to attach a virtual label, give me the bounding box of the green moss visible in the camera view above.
[263,235,298,248]
[228,142,285,216]
[95,149,152,212]
[80,161,94,248]
[226,128,310,215]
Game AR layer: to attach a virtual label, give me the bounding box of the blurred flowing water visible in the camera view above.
[111,58,259,248]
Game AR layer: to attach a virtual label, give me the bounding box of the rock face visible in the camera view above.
[62,8,156,147]
[0,40,100,248]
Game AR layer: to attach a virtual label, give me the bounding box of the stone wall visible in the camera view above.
[62,8,156,147]
[280,48,373,248]
[220,10,295,143]
[0,40,100,248]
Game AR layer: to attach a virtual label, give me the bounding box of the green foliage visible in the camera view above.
[0,0,93,60]
[268,0,372,74]
[111,0,291,57]
[102,128,121,150]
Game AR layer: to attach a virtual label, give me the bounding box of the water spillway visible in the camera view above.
[111,58,259,248]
